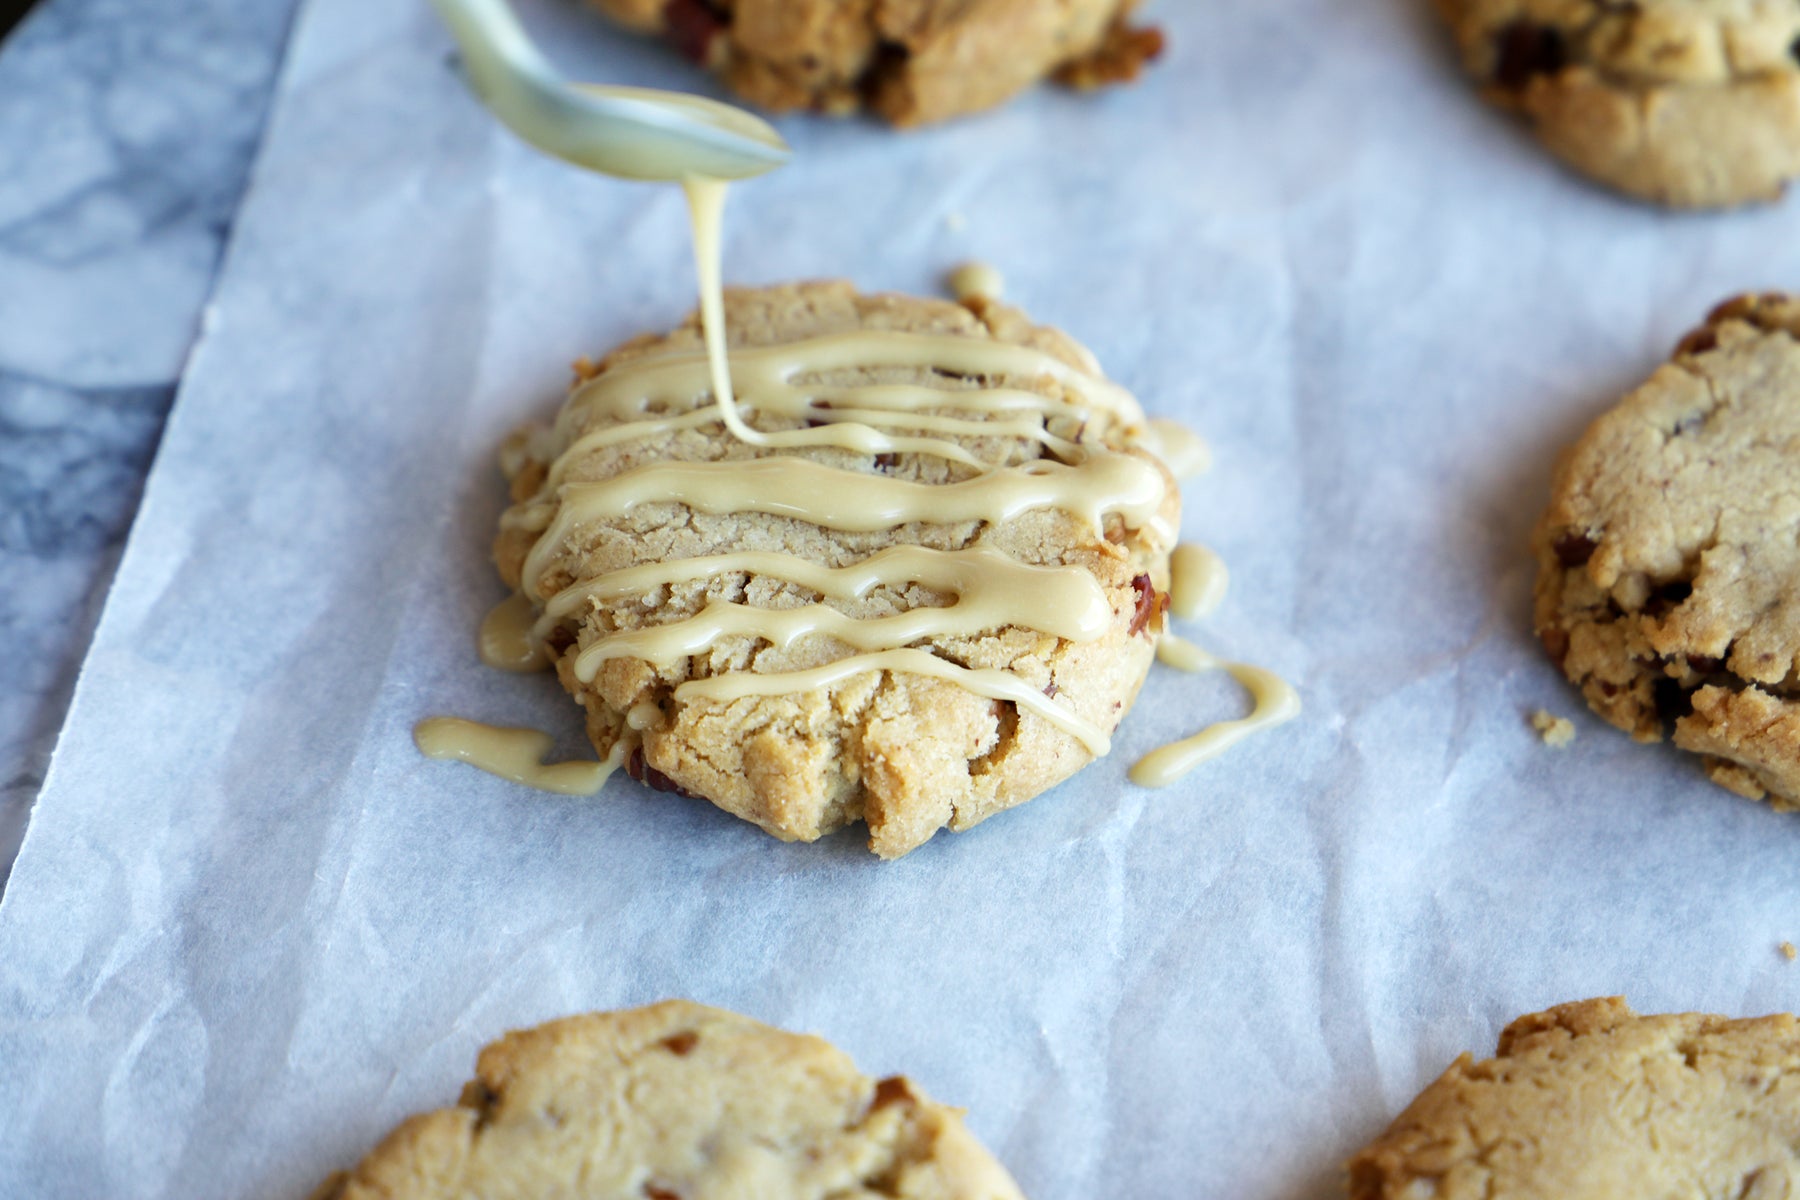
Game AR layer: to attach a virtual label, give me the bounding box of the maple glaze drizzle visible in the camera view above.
[414,718,625,795]
[424,177,1296,798]
[1127,635,1301,787]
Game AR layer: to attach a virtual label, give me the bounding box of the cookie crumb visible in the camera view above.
[943,211,967,232]
[947,261,1004,303]
[1531,709,1576,747]
[1782,941,1796,961]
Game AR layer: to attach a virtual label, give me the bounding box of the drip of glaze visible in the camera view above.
[948,261,1005,303]
[414,718,626,795]
[479,592,550,672]
[1168,543,1229,621]
[1144,418,1211,480]
[683,176,759,447]
[1128,635,1300,787]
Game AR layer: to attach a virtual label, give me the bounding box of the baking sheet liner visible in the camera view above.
[4,0,1800,1196]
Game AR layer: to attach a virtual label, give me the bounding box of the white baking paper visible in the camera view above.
[4,0,1800,1196]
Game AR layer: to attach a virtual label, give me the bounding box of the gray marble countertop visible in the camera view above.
[0,0,302,890]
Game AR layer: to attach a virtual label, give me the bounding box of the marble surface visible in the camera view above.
[0,0,301,889]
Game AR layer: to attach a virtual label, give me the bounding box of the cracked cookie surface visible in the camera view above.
[583,0,1163,127]
[1533,293,1800,810]
[1433,0,1800,206]
[1348,997,1800,1200]
[494,281,1177,858]
[313,1001,1026,1200]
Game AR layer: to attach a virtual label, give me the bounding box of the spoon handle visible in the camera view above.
[428,0,564,126]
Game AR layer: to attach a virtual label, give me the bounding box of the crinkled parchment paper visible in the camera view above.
[4,0,1800,1196]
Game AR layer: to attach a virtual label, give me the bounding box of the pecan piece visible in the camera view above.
[1128,574,1168,637]
[662,0,727,66]
[1492,21,1567,92]
[1551,531,1597,567]
[626,744,700,798]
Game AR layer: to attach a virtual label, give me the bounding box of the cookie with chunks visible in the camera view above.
[314,1001,1026,1200]
[1348,997,1800,1199]
[495,281,1178,857]
[583,0,1163,127]
[1433,0,1800,207]
[1533,293,1800,810]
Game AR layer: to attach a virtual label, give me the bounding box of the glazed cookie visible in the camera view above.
[1534,294,1800,810]
[583,0,1163,127]
[1347,997,1800,1199]
[1433,0,1800,207]
[314,1001,1025,1200]
[495,281,1178,858]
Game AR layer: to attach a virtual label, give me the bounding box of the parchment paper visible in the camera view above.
[5,0,1800,1196]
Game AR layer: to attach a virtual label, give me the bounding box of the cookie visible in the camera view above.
[1533,293,1800,810]
[495,281,1178,857]
[583,0,1163,127]
[1347,997,1800,1199]
[314,1001,1025,1200]
[1432,0,1800,207]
